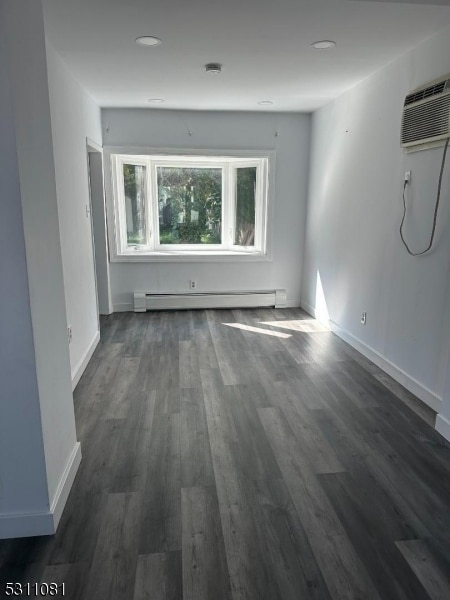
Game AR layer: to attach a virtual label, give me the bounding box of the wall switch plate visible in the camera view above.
[361,312,367,325]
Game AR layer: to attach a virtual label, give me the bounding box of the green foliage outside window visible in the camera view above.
[158,167,222,245]
[124,164,146,245]
[235,167,257,246]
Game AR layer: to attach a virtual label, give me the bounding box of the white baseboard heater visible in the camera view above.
[134,289,287,312]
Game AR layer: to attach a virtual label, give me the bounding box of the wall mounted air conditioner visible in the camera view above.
[401,75,450,152]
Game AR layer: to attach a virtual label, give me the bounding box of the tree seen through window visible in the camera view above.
[157,167,222,244]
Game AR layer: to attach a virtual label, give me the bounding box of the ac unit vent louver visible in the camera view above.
[401,76,450,152]
[404,81,447,106]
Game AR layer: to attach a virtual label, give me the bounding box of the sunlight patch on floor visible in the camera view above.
[259,319,330,333]
[222,323,292,338]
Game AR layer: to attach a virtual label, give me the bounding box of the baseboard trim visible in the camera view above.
[71,331,100,391]
[436,413,450,443]
[50,442,82,531]
[301,300,441,413]
[300,300,330,325]
[0,443,81,539]
[0,509,54,540]
[113,302,133,312]
[286,299,300,308]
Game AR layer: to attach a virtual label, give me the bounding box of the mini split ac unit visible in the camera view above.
[401,75,450,152]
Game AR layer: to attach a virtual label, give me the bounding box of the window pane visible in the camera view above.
[123,164,147,246]
[235,167,256,246]
[157,167,222,245]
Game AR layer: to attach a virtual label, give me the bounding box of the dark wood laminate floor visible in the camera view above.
[1,308,450,600]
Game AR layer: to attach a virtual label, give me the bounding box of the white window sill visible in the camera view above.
[111,250,272,263]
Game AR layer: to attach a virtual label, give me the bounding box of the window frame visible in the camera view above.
[116,157,150,251]
[231,159,266,252]
[151,158,228,252]
[105,147,275,263]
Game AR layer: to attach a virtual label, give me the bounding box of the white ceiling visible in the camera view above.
[42,0,450,112]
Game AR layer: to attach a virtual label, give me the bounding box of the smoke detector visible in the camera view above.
[205,63,222,74]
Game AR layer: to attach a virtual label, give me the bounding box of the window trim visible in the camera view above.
[104,147,275,263]
[116,157,150,251]
[151,159,228,252]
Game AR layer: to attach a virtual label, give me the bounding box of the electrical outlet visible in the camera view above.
[189,280,197,290]
[404,170,411,183]
[361,312,367,325]
[68,325,73,343]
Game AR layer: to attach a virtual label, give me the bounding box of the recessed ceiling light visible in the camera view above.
[311,40,336,50]
[148,98,165,103]
[205,63,222,74]
[136,36,162,47]
[258,100,273,106]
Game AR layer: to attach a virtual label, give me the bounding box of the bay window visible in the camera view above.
[109,153,270,259]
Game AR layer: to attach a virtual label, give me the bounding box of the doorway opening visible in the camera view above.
[86,139,112,317]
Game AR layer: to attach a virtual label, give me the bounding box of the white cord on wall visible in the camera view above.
[400,137,450,256]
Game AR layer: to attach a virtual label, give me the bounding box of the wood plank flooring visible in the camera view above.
[1,308,450,600]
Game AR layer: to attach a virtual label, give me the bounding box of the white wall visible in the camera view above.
[102,109,311,309]
[303,24,450,417]
[89,151,112,315]
[0,0,49,526]
[45,41,103,384]
[1,0,80,537]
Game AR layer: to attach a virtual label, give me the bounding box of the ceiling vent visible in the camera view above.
[401,75,450,152]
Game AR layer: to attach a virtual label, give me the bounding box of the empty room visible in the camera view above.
[2,0,450,598]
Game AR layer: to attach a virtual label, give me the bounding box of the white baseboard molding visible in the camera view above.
[113,302,134,312]
[71,331,100,391]
[0,442,81,539]
[301,300,442,413]
[436,413,450,443]
[50,442,82,531]
[300,300,330,325]
[286,298,300,308]
[0,508,54,540]
[300,300,314,315]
